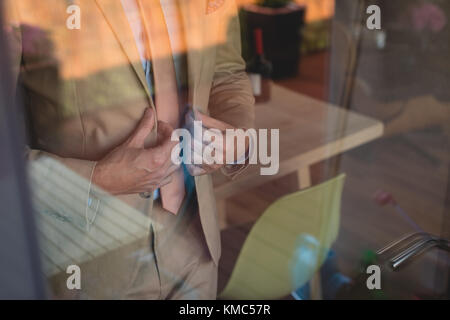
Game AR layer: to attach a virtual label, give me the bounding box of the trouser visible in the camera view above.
[125,198,218,300]
[49,196,217,300]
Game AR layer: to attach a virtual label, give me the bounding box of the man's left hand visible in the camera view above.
[185,110,249,176]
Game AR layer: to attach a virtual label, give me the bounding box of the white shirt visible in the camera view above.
[121,0,182,68]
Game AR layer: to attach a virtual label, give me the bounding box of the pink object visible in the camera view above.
[140,0,185,214]
[411,3,447,33]
[373,190,397,206]
[373,189,423,231]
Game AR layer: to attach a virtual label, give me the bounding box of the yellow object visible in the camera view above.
[219,174,346,300]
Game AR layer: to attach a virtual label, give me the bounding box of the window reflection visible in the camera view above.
[0,0,448,300]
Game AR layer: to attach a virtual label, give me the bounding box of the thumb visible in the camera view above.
[127,108,155,148]
[194,109,231,131]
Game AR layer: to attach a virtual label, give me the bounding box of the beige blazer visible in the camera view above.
[4,0,255,265]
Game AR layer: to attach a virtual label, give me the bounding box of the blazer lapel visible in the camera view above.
[95,0,152,100]
[178,0,222,265]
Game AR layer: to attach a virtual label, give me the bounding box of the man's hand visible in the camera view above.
[92,108,179,195]
[186,110,249,176]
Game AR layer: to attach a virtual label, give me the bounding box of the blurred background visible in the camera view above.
[217,0,449,300]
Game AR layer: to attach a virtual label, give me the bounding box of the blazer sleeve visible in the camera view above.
[207,0,255,178]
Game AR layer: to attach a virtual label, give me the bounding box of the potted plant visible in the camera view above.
[241,0,306,79]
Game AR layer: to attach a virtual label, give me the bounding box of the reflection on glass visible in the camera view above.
[0,0,448,301]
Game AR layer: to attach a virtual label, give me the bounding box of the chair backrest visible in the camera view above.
[219,174,346,300]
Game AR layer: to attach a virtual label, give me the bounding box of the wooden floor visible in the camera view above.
[218,51,449,299]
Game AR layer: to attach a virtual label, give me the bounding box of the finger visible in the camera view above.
[148,123,179,164]
[138,121,178,171]
[133,183,157,195]
[127,108,155,148]
[194,110,233,131]
[147,160,179,177]
[186,164,208,176]
[144,163,178,189]
[157,175,173,188]
[198,162,223,172]
[188,141,226,165]
[163,162,181,177]
[138,142,180,174]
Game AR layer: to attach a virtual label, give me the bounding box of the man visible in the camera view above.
[4,0,254,299]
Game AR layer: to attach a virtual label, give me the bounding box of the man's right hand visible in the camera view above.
[92,108,179,195]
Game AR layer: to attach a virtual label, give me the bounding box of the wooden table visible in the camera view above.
[213,84,384,229]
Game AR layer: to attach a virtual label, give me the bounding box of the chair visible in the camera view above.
[219,174,346,300]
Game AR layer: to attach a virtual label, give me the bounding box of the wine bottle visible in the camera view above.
[246,28,272,103]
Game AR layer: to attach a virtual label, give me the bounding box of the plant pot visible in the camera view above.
[242,3,306,79]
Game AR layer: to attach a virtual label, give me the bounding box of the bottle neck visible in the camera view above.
[254,28,264,56]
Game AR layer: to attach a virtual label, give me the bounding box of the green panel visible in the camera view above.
[220,174,346,300]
